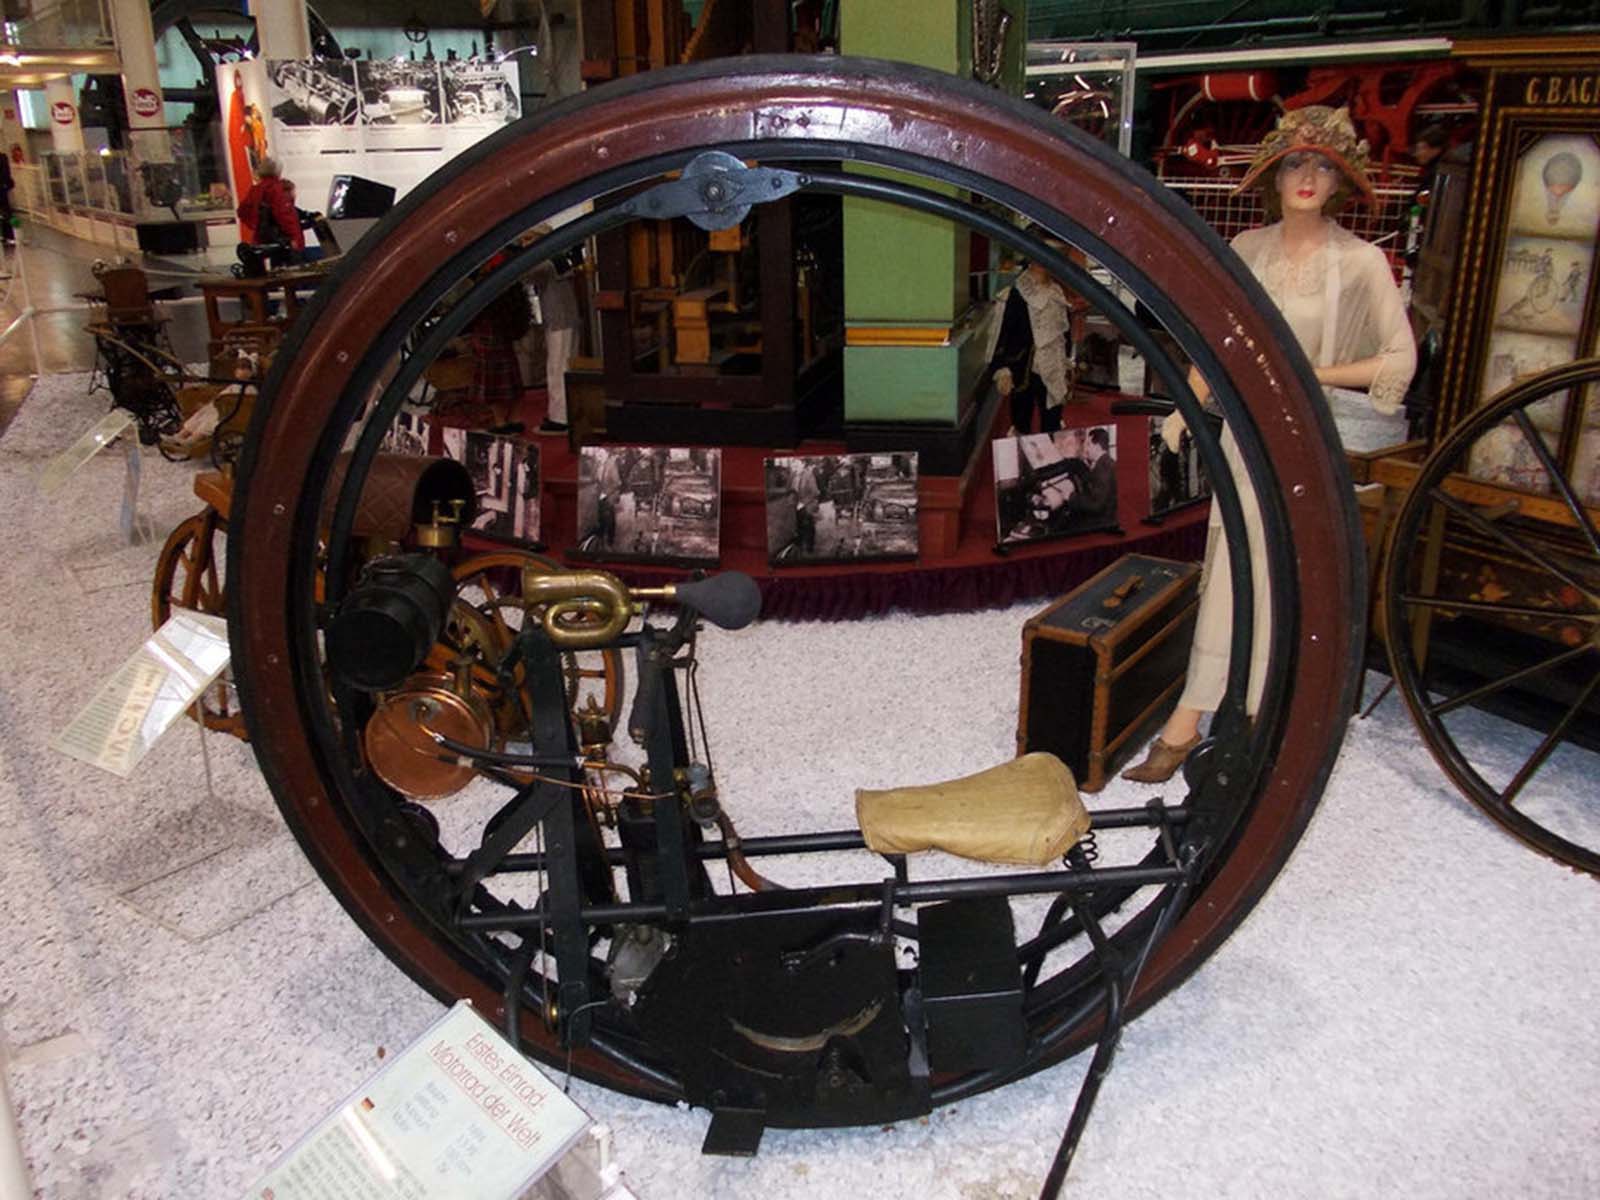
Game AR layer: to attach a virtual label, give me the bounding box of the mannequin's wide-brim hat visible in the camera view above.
[1233,105,1376,208]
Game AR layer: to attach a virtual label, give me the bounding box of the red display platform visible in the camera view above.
[447,391,1209,620]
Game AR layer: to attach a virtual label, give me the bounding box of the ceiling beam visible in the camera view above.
[0,45,123,87]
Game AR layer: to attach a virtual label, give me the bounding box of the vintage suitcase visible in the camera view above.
[1018,554,1201,792]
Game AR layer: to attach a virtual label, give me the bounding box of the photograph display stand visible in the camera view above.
[440,427,542,547]
[574,446,722,567]
[244,1001,601,1200]
[1144,413,1212,523]
[764,451,919,565]
[992,425,1123,551]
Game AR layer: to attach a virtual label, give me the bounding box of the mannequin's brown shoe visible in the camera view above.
[1120,733,1202,784]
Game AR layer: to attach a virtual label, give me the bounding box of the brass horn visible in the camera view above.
[518,567,682,649]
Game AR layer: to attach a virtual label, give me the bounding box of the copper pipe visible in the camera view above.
[715,811,779,892]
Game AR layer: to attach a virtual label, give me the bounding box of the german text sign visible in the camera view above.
[53,609,230,776]
[246,1002,590,1200]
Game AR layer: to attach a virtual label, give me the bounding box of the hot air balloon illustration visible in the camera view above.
[1542,151,1582,224]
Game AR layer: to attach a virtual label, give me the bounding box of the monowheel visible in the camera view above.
[1382,358,1600,876]
[227,56,1364,1155]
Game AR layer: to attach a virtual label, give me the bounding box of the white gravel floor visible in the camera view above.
[1,373,1596,1199]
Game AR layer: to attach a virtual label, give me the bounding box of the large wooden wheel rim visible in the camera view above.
[153,508,248,739]
[450,549,627,735]
[229,57,1363,1106]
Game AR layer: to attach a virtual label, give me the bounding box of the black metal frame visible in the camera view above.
[285,167,1262,1173]
[86,324,184,451]
[291,168,1273,1081]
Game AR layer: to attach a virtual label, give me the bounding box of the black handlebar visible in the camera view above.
[674,571,761,631]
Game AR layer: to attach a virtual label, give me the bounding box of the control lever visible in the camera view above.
[626,572,760,745]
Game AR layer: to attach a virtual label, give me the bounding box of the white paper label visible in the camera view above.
[246,1002,591,1200]
[53,609,231,777]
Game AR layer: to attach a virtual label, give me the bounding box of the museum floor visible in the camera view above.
[0,231,1597,1198]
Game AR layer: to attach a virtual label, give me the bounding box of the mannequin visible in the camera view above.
[1123,106,1417,784]
[986,249,1076,435]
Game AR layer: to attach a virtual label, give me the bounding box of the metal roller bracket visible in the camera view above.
[623,150,804,231]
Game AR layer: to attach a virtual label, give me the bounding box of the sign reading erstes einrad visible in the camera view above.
[245,1002,590,1200]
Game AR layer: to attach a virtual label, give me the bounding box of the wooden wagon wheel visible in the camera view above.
[449,549,627,736]
[151,507,249,739]
[228,56,1362,1114]
[1383,358,1600,875]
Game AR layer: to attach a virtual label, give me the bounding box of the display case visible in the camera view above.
[1024,41,1136,157]
[40,149,137,216]
[1435,37,1600,502]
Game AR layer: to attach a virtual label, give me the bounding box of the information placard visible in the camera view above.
[53,609,231,777]
[245,1002,591,1200]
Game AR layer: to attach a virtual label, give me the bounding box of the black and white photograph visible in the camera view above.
[575,446,721,565]
[266,59,360,126]
[381,405,431,456]
[440,428,540,544]
[355,60,444,126]
[440,60,522,125]
[1147,414,1210,518]
[993,426,1120,546]
[765,452,919,565]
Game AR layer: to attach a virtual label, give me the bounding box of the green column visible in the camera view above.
[839,0,1025,437]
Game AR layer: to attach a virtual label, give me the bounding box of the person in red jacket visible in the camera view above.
[236,156,304,268]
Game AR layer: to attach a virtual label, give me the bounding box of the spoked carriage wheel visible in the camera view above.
[451,549,626,735]
[152,508,248,739]
[1383,359,1600,875]
[229,58,1363,1122]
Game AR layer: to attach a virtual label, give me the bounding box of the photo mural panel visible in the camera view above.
[575,446,721,566]
[266,60,361,127]
[993,425,1120,546]
[440,61,522,126]
[765,452,919,565]
[355,59,445,126]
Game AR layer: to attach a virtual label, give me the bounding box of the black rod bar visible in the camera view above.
[1500,670,1600,805]
[1399,594,1597,622]
[1428,643,1594,717]
[456,863,1190,932]
[1511,407,1600,557]
[443,809,1191,878]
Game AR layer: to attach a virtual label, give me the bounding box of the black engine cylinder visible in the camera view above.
[325,554,456,692]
